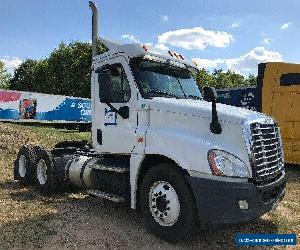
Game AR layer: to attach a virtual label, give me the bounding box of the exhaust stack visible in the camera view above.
[89,1,98,58]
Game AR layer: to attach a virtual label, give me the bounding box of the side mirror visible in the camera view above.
[203,86,217,102]
[97,68,113,103]
[96,67,130,120]
[202,87,222,134]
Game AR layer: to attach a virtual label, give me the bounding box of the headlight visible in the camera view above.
[208,149,251,178]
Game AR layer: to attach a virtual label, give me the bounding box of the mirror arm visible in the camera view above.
[203,86,222,134]
[105,102,118,113]
[105,102,129,119]
[210,100,222,134]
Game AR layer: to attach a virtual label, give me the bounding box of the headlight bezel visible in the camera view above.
[207,149,251,178]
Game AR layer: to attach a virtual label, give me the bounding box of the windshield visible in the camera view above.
[130,57,202,100]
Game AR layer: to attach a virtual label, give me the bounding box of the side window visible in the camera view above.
[98,64,131,103]
[280,73,300,86]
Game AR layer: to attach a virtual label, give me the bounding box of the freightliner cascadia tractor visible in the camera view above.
[14,1,286,242]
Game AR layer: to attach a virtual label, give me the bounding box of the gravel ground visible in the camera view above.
[0,123,299,249]
[1,185,285,250]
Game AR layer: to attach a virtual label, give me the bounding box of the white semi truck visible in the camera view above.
[14,1,286,242]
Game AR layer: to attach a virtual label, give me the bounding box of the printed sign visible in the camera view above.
[235,233,297,246]
[20,99,37,119]
[0,90,91,123]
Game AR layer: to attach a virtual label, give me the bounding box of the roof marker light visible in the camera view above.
[142,44,148,51]
[168,51,184,61]
[168,50,174,57]
[174,52,182,60]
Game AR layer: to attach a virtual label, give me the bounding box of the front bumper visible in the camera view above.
[186,174,285,224]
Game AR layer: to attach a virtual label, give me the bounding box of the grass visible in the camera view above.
[264,167,300,234]
[0,122,91,249]
[0,122,299,249]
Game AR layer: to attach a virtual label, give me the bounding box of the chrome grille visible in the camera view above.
[250,122,284,184]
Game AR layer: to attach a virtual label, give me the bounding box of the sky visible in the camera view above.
[1,0,300,76]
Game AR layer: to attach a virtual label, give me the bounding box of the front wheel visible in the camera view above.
[139,163,198,242]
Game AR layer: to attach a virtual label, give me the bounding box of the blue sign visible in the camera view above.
[36,98,91,122]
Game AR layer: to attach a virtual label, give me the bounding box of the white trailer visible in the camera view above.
[14,1,285,242]
[0,89,91,129]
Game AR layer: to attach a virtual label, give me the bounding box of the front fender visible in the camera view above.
[145,128,211,173]
[145,123,250,174]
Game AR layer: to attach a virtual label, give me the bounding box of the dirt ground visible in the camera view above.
[0,123,299,249]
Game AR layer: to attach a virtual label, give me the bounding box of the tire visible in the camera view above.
[139,163,198,243]
[14,145,37,185]
[34,146,58,194]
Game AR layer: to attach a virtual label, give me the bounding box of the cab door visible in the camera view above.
[92,56,137,154]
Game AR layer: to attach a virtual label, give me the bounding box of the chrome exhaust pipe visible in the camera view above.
[89,1,98,58]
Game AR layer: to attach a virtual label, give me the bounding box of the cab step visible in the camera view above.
[87,189,125,203]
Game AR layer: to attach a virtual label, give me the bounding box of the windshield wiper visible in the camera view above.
[145,90,180,99]
[186,94,202,100]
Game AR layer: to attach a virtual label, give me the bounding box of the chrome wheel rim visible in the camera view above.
[149,181,180,227]
[18,155,26,178]
[37,159,47,185]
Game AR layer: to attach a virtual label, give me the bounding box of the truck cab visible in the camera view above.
[88,40,285,240]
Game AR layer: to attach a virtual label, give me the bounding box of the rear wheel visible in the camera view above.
[140,163,198,242]
[36,158,48,186]
[14,145,37,185]
[34,147,58,194]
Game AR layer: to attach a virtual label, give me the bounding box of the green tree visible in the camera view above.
[46,41,106,97]
[46,42,90,97]
[10,41,106,98]
[226,70,245,88]
[212,69,231,88]
[196,68,257,89]
[10,40,256,96]
[196,68,214,88]
[244,74,257,86]
[10,59,48,92]
[0,61,12,89]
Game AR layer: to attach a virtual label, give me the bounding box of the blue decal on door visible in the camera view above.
[104,108,117,126]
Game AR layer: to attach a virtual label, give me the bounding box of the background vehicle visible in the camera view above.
[217,86,258,111]
[13,1,285,242]
[0,89,91,130]
[257,62,300,165]
[216,62,300,165]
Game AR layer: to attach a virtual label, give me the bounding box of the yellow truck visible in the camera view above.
[257,62,300,165]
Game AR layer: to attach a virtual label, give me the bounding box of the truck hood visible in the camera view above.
[149,97,269,125]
